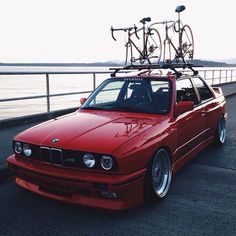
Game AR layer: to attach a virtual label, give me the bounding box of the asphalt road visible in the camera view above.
[0,96,236,236]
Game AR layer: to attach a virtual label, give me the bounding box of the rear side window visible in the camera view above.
[176,78,198,105]
[192,77,213,102]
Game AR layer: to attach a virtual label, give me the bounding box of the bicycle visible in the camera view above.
[150,5,194,64]
[111,17,162,65]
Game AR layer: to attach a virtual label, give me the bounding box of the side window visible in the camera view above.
[150,81,169,93]
[192,77,213,102]
[176,78,198,104]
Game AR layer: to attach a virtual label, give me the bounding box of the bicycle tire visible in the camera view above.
[145,28,162,64]
[180,24,194,63]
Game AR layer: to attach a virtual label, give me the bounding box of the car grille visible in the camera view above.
[40,147,63,165]
[27,145,85,168]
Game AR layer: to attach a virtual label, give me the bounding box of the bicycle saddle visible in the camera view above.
[140,17,151,24]
[175,5,185,13]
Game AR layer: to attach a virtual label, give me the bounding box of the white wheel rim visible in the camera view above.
[152,149,172,198]
[219,117,226,143]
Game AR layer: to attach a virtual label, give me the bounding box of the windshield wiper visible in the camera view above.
[81,106,110,111]
[81,106,153,114]
[109,106,153,114]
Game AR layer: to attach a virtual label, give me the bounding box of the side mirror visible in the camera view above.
[80,97,87,105]
[176,101,194,116]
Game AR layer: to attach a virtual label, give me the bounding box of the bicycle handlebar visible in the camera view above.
[111,25,139,41]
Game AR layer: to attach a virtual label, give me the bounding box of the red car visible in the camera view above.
[7,68,227,210]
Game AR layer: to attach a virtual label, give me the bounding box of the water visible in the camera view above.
[0,65,236,120]
[0,66,112,120]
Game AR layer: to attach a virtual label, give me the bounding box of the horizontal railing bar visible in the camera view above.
[0,69,234,76]
[0,95,48,102]
[0,70,131,75]
[50,90,93,98]
[0,90,93,103]
[0,71,110,75]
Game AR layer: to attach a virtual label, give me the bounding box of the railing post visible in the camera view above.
[231,70,233,82]
[93,73,96,91]
[46,73,50,113]
[204,70,206,80]
[219,70,222,84]
[225,70,227,83]
[212,70,214,85]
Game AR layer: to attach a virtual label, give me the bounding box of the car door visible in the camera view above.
[191,76,218,139]
[174,77,207,161]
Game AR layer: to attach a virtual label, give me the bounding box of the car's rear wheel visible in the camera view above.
[145,149,172,201]
[215,115,226,146]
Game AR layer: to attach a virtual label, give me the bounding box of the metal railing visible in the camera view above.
[0,71,111,113]
[197,68,236,85]
[0,67,236,121]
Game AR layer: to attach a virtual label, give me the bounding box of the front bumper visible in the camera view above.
[7,155,146,210]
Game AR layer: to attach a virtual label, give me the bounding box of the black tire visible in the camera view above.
[144,149,172,201]
[215,115,226,146]
[146,28,162,64]
[180,25,194,63]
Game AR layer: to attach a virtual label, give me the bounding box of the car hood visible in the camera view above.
[15,110,163,154]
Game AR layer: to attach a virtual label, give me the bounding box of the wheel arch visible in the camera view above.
[155,145,173,165]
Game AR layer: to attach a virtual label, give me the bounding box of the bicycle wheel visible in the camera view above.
[180,25,194,63]
[145,28,162,64]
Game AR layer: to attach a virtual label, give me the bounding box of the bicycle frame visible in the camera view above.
[111,17,161,65]
[111,26,142,64]
[127,27,149,64]
[150,5,193,63]
[151,20,182,62]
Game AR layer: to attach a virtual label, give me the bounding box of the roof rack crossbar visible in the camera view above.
[110,63,202,77]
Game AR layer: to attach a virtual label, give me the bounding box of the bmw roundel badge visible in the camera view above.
[52,138,60,143]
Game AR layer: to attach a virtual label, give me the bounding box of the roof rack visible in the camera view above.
[110,63,202,77]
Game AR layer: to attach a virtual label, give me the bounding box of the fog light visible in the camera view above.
[101,191,117,199]
[100,156,113,170]
[83,153,95,168]
[14,142,22,154]
[23,143,32,157]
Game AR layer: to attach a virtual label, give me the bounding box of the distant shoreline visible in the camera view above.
[0,59,235,67]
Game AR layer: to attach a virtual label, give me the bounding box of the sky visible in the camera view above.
[0,0,235,63]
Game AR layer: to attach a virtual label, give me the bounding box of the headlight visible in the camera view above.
[83,153,95,168]
[23,143,32,157]
[14,142,22,154]
[100,156,113,170]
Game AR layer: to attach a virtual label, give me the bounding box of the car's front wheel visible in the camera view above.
[215,115,226,146]
[145,148,172,201]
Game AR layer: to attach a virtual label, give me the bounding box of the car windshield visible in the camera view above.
[81,77,171,115]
